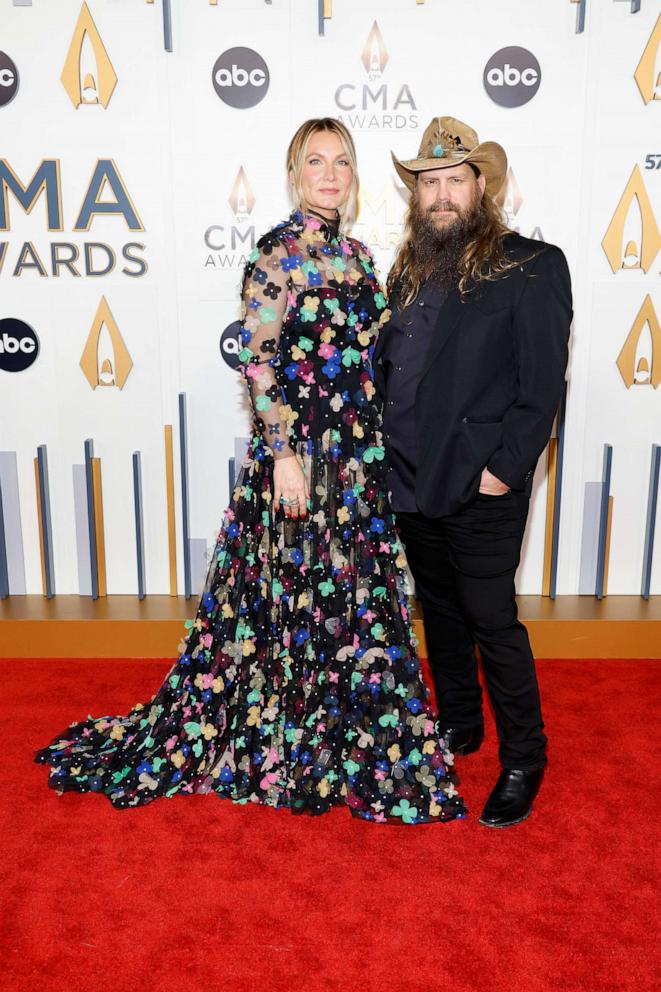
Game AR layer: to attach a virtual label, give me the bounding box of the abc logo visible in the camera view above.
[0,52,19,108]
[0,319,39,373]
[219,320,243,370]
[212,47,270,109]
[483,47,541,108]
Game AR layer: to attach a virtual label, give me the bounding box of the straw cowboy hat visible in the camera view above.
[392,116,507,197]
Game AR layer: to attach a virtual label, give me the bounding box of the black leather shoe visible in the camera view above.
[479,768,545,828]
[441,725,485,757]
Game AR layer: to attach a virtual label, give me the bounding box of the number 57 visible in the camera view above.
[644,154,661,169]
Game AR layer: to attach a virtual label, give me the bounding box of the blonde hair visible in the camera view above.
[287,118,359,226]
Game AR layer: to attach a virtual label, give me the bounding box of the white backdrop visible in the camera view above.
[0,0,659,596]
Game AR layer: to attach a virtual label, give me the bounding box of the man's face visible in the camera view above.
[415,163,486,230]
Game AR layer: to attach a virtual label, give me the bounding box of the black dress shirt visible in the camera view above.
[381,281,448,511]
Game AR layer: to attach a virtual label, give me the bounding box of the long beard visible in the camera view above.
[409,191,488,290]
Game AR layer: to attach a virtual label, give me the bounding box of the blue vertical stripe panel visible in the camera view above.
[595,444,613,600]
[0,452,27,595]
[163,0,173,52]
[178,392,192,599]
[0,479,9,599]
[84,439,99,600]
[641,444,661,600]
[133,452,146,600]
[575,0,587,33]
[549,383,567,600]
[37,445,55,598]
[73,465,93,596]
[318,0,326,35]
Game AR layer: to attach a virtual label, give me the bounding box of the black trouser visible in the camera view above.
[396,490,547,771]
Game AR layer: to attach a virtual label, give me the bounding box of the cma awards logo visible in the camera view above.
[79,296,133,390]
[353,182,407,253]
[0,159,147,278]
[494,168,545,242]
[334,22,418,132]
[635,12,661,105]
[61,2,117,109]
[602,165,661,273]
[617,295,660,389]
[204,166,257,271]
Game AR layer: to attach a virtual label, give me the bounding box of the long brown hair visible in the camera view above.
[286,118,360,226]
[388,181,524,306]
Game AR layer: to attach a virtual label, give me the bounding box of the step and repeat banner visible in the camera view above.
[0,0,659,598]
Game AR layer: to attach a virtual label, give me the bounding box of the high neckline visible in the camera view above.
[297,207,341,241]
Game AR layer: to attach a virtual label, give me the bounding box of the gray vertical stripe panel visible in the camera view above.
[641,444,661,600]
[163,0,173,52]
[234,436,249,466]
[595,444,613,600]
[133,452,146,600]
[549,383,567,600]
[228,457,236,497]
[0,479,9,598]
[37,445,55,598]
[73,464,93,597]
[318,0,326,35]
[178,393,192,599]
[84,439,98,600]
[575,0,587,32]
[0,451,26,594]
[189,538,208,597]
[578,482,603,595]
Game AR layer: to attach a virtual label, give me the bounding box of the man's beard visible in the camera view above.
[409,188,487,290]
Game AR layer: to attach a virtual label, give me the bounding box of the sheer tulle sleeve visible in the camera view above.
[238,239,296,461]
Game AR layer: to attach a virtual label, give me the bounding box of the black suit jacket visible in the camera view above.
[373,233,573,518]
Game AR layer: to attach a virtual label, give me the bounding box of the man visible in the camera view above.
[375,117,572,828]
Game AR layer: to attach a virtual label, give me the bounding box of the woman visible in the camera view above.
[34,118,466,825]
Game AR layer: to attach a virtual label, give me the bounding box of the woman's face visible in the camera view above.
[295,130,353,218]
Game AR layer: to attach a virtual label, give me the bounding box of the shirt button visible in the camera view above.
[388,401,394,406]
[407,333,413,339]
[418,300,425,307]
[396,366,402,372]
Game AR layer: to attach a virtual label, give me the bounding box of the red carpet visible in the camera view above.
[2,658,659,992]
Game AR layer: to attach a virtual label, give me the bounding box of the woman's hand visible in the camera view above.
[273,456,309,519]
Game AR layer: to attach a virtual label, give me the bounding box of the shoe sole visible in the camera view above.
[478,808,533,829]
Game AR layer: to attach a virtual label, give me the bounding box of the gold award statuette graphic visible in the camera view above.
[80,297,132,389]
[229,166,255,222]
[495,168,523,218]
[617,295,661,389]
[602,165,661,273]
[635,13,661,106]
[361,21,389,79]
[62,2,117,108]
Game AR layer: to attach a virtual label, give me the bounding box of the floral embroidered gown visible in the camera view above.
[34,210,466,825]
